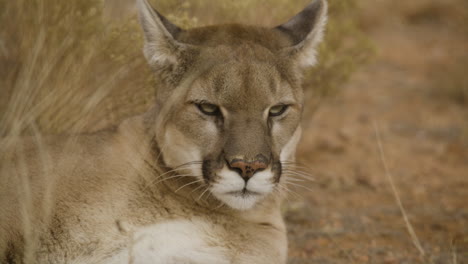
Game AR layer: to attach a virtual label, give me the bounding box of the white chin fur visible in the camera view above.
[214,193,260,210]
[210,167,275,210]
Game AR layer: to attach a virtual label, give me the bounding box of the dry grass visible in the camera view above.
[0,0,372,135]
[373,122,427,260]
[0,0,152,135]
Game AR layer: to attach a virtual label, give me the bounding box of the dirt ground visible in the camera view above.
[286,2,468,263]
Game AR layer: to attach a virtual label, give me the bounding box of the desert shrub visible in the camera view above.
[0,0,373,135]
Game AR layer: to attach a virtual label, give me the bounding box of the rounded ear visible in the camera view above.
[137,0,186,68]
[275,0,328,68]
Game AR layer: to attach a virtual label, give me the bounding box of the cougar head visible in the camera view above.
[138,0,327,210]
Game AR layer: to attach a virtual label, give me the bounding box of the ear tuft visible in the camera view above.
[276,0,328,67]
[137,0,185,67]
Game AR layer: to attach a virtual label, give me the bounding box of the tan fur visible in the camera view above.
[0,0,327,263]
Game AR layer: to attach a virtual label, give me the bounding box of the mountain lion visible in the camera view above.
[0,0,328,263]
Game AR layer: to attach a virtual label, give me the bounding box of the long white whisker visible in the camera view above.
[282,164,315,173]
[170,161,203,170]
[282,173,315,181]
[276,184,301,199]
[156,165,202,179]
[197,188,210,202]
[282,164,312,171]
[282,169,314,178]
[214,199,225,210]
[282,177,306,182]
[149,173,198,187]
[175,179,203,193]
[281,161,312,168]
[190,183,207,194]
[283,175,315,182]
[283,172,315,180]
[282,180,314,192]
[203,191,214,203]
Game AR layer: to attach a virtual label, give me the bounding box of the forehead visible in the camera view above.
[186,56,298,111]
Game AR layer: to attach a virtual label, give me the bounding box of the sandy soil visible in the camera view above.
[286,3,468,263]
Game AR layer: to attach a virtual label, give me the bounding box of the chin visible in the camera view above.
[213,191,265,210]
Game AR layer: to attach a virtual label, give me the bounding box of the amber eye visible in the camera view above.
[269,104,289,117]
[197,103,220,116]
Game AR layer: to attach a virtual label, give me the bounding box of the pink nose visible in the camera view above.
[229,159,268,181]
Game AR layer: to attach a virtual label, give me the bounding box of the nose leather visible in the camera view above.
[229,158,268,180]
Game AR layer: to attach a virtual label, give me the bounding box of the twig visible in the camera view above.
[373,121,427,258]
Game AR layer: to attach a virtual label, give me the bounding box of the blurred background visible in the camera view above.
[0,0,467,263]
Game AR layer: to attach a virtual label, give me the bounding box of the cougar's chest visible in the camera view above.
[103,218,230,264]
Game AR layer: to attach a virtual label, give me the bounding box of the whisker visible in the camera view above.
[283,170,314,177]
[281,177,306,182]
[282,180,315,192]
[203,191,214,203]
[157,162,203,174]
[282,173,315,182]
[281,162,314,172]
[175,179,203,193]
[148,173,198,188]
[143,159,160,173]
[155,166,201,179]
[171,160,203,170]
[274,185,290,200]
[282,169,314,177]
[281,160,310,166]
[276,184,301,200]
[283,169,314,177]
[282,174,315,182]
[197,187,210,202]
[190,183,207,195]
[282,164,312,170]
[214,199,225,210]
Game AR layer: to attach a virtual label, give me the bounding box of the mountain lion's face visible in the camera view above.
[138,0,327,210]
[161,46,303,210]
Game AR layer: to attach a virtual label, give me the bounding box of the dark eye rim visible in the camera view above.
[269,104,289,117]
[196,103,221,116]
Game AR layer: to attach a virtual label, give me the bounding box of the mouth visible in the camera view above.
[205,161,280,210]
[214,188,265,211]
[226,188,262,197]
